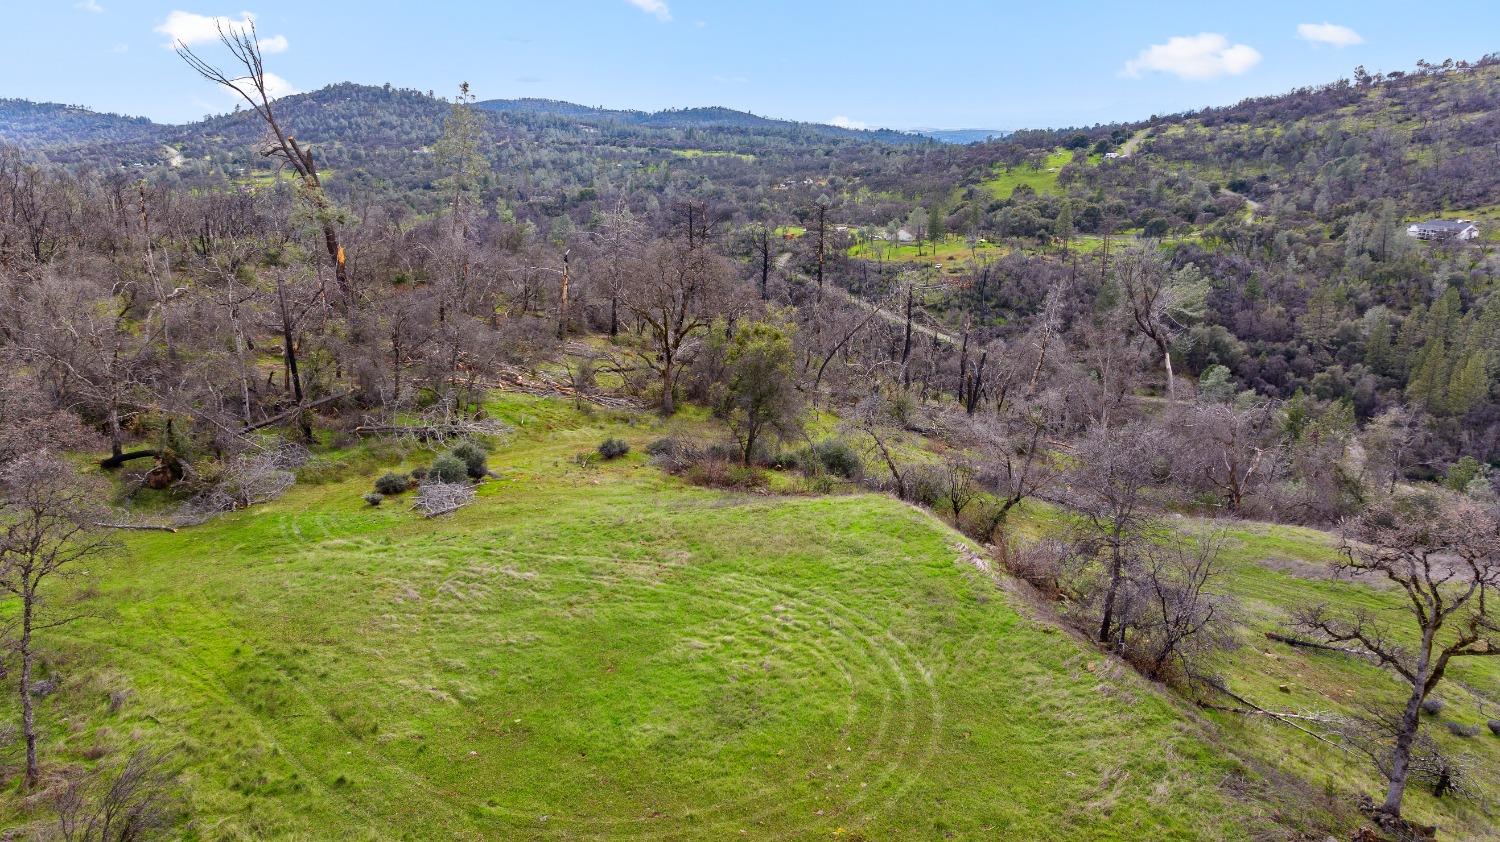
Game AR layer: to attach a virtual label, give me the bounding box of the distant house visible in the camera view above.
[1103,151,1120,159]
[1406,219,1480,241]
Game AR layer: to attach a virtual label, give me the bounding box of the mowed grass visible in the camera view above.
[4,396,1311,841]
[982,149,1073,199]
[848,235,1006,272]
[670,149,755,163]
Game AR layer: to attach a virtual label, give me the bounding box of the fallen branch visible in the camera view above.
[93,522,178,533]
[241,391,350,433]
[482,365,642,410]
[1265,631,1368,657]
[412,482,475,518]
[1195,677,1348,750]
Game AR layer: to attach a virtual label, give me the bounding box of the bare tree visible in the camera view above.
[944,406,1057,542]
[589,199,644,337]
[176,21,350,298]
[1061,422,1174,647]
[56,748,180,842]
[1132,531,1238,680]
[938,456,980,526]
[843,393,907,500]
[0,453,114,789]
[624,241,737,415]
[1174,399,1281,514]
[1292,494,1499,821]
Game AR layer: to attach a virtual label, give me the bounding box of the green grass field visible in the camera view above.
[5,394,1498,839]
[670,149,756,163]
[982,149,1074,199]
[4,395,1341,841]
[848,234,1004,265]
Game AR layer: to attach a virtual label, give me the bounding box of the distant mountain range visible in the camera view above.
[0,88,953,154]
[909,128,1010,144]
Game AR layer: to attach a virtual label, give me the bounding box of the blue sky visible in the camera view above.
[3,1,1496,129]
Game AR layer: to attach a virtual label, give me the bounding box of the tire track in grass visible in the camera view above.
[419,550,940,840]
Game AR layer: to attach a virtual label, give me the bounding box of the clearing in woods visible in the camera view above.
[982,149,1074,199]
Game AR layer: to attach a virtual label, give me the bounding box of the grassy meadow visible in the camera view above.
[0,394,1494,839]
[0,395,1347,841]
[982,149,1074,199]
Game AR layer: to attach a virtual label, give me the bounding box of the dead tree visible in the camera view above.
[175,21,350,299]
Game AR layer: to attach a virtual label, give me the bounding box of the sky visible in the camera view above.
[2,1,1496,130]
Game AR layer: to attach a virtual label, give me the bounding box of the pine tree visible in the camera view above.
[434,82,486,225]
[1405,336,1449,412]
[1446,351,1489,416]
[1364,313,1395,376]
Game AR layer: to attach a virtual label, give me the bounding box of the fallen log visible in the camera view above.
[99,449,158,470]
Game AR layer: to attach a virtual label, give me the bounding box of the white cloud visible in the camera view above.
[77,0,104,13]
[156,11,289,52]
[828,116,868,130]
[1297,22,1364,48]
[1122,33,1261,80]
[110,43,129,54]
[625,0,671,22]
[224,70,299,101]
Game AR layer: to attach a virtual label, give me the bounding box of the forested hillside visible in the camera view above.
[0,29,1498,841]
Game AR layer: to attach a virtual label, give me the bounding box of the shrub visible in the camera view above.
[1488,720,1500,736]
[1445,720,1479,738]
[683,457,767,490]
[449,441,490,479]
[806,439,862,480]
[646,437,703,473]
[409,466,428,483]
[904,464,946,507]
[645,437,678,457]
[362,492,384,507]
[598,438,630,460]
[428,454,468,484]
[374,472,410,496]
[1421,698,1445,716]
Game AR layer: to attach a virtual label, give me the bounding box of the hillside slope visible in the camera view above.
[3,396,1328,841]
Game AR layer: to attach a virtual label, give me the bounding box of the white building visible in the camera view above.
[1406,219,1480,241]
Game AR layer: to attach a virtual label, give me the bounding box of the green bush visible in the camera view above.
[598,438,630,460]
[374,472,410,496]
[449,441,490,480]
[806,439,862,480]
[362,492,384,507]
[428,454,468,484]
[1443,457,1485,493]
